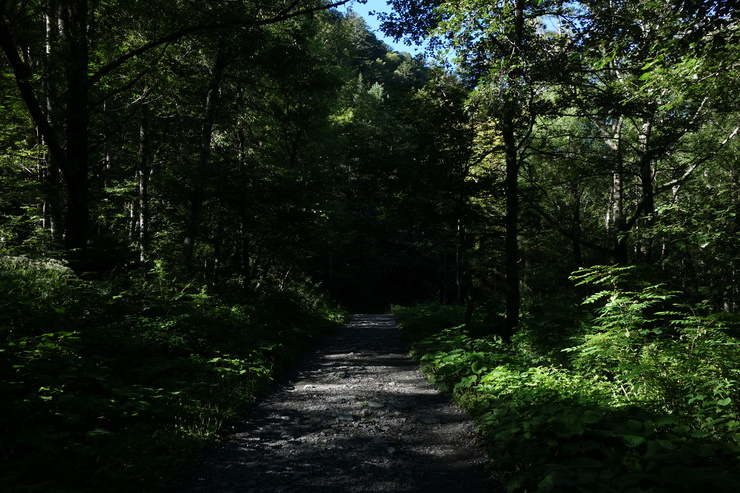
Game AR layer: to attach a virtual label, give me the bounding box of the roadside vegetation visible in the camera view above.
[0,255,344,492]
[394,267,740,492]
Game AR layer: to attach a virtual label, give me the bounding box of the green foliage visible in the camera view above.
[393,302,467,342]
[566,265,681,378]
[0,256,74,337]
[567,265,740,438]
[394,301,740,492]
[0,258,344,492]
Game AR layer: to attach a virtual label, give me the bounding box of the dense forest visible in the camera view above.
[1,0,739,491]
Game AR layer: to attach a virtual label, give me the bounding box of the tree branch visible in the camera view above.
[89,1,351,86]
[656,124,740,195]
[533,200,613,257]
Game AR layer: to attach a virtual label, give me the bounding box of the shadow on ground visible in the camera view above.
[182,315,500,493]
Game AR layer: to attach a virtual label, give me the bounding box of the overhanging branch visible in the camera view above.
[90,1,352,86]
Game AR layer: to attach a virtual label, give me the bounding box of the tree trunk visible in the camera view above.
[612,164,628,264]
[59,0,91,253]
[39,135,64,246]
[137,103,152,262]
[604,116,628,264]
[637,121,655,263]
[502,108,520,338]
[181,39,229,269]
[235,98,252,285]
[240,211,252,283]
[500,0,525,338]
[571,184,583,267]
[40,0,63,246]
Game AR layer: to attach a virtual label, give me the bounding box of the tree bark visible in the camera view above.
[637,121,655,263]
[502,107,520,337]
[604,116,628,264]
[181,39,229,269]
[40,0,64,246]
[501,0,525,338]
[571,184,584,267]
[137,102,152,262]
[60,2,90,253]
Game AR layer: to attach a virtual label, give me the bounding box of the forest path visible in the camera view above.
[182,314,500,493]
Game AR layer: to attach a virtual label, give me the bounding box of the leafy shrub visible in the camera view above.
[1,259,344,492]
[415,329,510,394]
[0,255,74,337]
[393,301,740,492]
[567,265,740,438]
[393,301,467,343]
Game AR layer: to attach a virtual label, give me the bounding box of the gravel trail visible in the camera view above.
[182,314,499,492]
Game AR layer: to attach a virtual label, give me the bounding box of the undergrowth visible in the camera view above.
[0,256,345,493]
[393,270,740,492]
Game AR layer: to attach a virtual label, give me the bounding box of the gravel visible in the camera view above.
[181,314,502,492]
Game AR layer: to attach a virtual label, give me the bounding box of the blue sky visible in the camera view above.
[337,0,424,55]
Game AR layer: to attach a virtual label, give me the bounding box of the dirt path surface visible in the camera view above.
[182,314,500,493]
